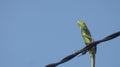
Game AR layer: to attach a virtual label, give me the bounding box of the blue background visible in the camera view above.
[0,0,120,67]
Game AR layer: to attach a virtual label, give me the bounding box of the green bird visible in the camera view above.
[77,21,96,67]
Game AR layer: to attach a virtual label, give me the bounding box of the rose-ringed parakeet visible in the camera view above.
[78,21,96,67]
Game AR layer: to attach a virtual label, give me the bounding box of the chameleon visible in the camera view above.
[77,21,96,67]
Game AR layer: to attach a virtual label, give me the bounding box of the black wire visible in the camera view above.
[45,31,120,67]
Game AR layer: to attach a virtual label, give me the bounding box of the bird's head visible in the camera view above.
[77,21,86,27]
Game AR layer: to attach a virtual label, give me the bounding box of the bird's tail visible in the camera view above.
[89,53,95,67]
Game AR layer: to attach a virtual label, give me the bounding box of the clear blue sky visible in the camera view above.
[0,0,120,67]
